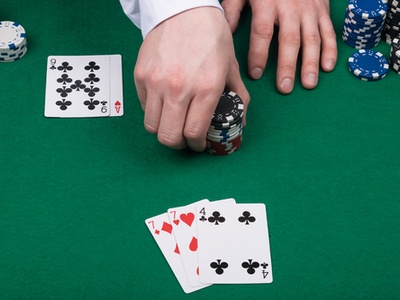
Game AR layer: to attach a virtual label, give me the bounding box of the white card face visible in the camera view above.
[167,198,236,288]
[168,199,211,288]
[109,54,124,117]
[196,203,273,284]
[145,213,206,294]
[44,55,123,118]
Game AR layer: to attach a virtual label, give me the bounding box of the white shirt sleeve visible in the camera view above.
[119,0,223,38]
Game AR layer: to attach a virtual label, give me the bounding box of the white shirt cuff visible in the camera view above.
[120,0,223,38]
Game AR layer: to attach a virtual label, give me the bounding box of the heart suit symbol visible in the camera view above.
[180,213,195,227]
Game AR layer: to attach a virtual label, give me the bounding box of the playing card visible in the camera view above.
[109,54,124,117]
[145,212,206,294]
[168,199,210,287]
[196,202,273,284]
[44,54,123,118]
[167,198,237,288]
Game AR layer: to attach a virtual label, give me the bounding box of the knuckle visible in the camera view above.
[303,58,320,70]
[304,31,321,46]
[252,21,274,40]
[133,64,146,83]
[279,31,301,47]
[135,64,188,97]
[324,28,337,41]
[281,63,297,75]
[165,70,186,96]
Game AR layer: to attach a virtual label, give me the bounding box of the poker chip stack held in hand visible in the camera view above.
[342,0,388,49]
[206,91,244,156]
[0,21,28,62]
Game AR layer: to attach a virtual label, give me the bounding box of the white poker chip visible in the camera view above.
[0,21,28,62]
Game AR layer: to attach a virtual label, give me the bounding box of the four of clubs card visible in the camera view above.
[145,198,273,293]
[44,54,123,118]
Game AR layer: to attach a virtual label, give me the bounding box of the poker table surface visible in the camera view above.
[1,1,399,299]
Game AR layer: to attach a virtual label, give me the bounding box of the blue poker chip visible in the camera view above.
[343,42,380,50]
[345,12,385,25]
[347,43,380,50]
[342,34,381,45]
[342,34,382,45]
[346,9,386,23]
[208,126,242,138]
[343,40,380,48]
[342,29,382,40]
[207,125,241,136]
[344,22,383,34]
[343,24,382,36]
[207,130,242,143]
[341,3,386,50]
[347,72,387,81]
[344,18,380,29]
[344,16,383,27]
[348,0,388,19]
[348,49,389,80]
[207,132,240,141]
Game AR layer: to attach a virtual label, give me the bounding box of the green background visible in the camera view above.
[1,0,399,299]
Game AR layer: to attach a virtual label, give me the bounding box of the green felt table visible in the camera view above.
[1,0,400,299]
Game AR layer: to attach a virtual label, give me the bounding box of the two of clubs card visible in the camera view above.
[44,54,123,118]
[145,198,273,293]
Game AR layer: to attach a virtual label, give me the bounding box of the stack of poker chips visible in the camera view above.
[348,49,389,81]
[383,0,400,44]
[389,35,400,73]
[206,91,244,156]
[0,21,28,62]
[342,0,387,49]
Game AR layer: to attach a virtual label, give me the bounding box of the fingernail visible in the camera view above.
[325,59,335,71]
[304,73,317,88]
[251,67,263,80]
[280,78,293,94]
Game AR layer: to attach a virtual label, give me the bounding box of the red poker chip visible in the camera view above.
[206,134,242,155]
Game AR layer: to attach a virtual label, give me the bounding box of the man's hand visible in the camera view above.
[222,0,337,94]
[134,7,250,151]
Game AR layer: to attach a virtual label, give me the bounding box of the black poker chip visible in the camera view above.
[389,34,400,74]
[383,0,400,44]
[211,91,244,126]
